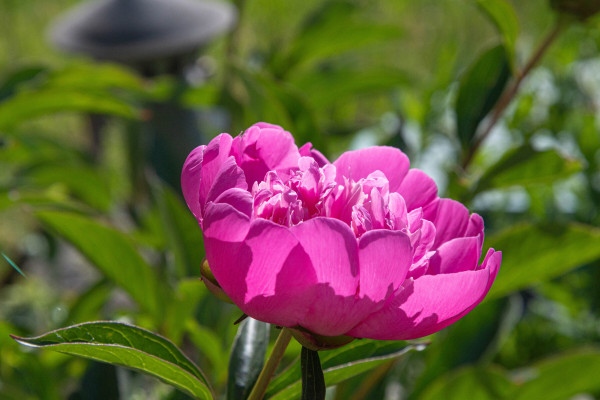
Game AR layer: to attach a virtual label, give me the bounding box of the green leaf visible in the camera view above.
[45,62,143,93]
[152,180,205,278]
[27,165,112,211]
[37,211,163,318]
[11,322,213,400]
[420,365,515,400]
[512,349,600,400]
[0,65,47,102]
[270,1,402,76]
[66,280,113,324]
[227,318,270,400]
[267,340,425,399]
[486,223,600,299]
[473,144,581,195]
[476,0,520,64]
[413,297,521,397]
[301,347,326,400]
[291,67,408,109]
[455,44,511,148]
[163,279,207,345]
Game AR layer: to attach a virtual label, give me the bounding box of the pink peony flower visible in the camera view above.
[182,122,501,341]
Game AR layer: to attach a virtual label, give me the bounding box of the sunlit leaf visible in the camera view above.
[152,180,205,278]
[0,65,48,102]
[11,322,213,400]
[473,144,581,195]
[455,44,511,148]
[267,340,425,399]
[476,0,520,64]
[270,1,402,76]
[420,365,515,400]
[512,349,600,400]
[37,211,163,318]
[27,165,112,211]
[486,223,600,299]
[291,67,408,109]
[0,89,138,131]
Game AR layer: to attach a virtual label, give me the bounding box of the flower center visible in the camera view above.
[250,157,436,278]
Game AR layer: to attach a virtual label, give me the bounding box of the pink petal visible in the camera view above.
[198,134,234,215]
[202,202,250,243]
[290,218,359,296]
[428,236,481,275]
[358,230,412,303]
[213,188,253,217]
[397,169,438,211]
[466,213,485,249]
[299,142,330,167]
[233,124,301,185]
[235,220,318,327]
[348,268,491,340]
[206,156,248,204]
[181,145,206,220]
[432,198,470,249]
[333,147,410,192]
[290,218,368,335]
[202,202,252,306]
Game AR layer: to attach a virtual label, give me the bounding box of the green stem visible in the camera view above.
[247,327,293,400]
[461,18,567,169]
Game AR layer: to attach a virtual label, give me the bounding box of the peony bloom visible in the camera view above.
[182,123,501,342]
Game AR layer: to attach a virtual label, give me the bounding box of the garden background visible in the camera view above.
[1,0,600,399]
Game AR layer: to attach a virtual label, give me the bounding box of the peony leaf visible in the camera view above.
[37,211,164,319]
[512,349,600,400]
[486,223,600,299]
[11,322,213,400]
[301,347,326,400]
[227,318,270,400]
[455,44,511,149]
[267,340,426,399]
[475,0,520,64]
[152,180,205,278]
[0,89,137,131]
[420,365,515,400]
[472,144,581,195]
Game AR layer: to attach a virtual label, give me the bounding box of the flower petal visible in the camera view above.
[181,145,206,220]
[232,123,300,185]
[347,268,490,340]
[185,134,235,219]
[206,156,248,204]
[333,147,409,192]
[237,220,318,327]
[432,198,470,249]
[213,188,253,217]
[358,230,412,303]
[202,202,251,305]
[290,218,359,296]
[299,142,330,167]
[428,236,481,275]
[397,169,438,211]
[290,218,368,335]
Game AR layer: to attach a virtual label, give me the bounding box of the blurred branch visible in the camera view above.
[461,18,568,169]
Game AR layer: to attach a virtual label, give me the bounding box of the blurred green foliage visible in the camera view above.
[1,0,600,399]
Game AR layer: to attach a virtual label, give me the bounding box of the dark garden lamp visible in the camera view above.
[48,0,236,189]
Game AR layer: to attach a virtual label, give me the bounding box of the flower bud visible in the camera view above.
[550,0,600,20]
[200,259,233,303]
[290,327,355,351]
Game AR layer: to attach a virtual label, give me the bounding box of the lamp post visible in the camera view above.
[48,0,236,189]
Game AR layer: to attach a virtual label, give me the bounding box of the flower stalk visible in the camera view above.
[461,17,568,169]
[247,327,293,400]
